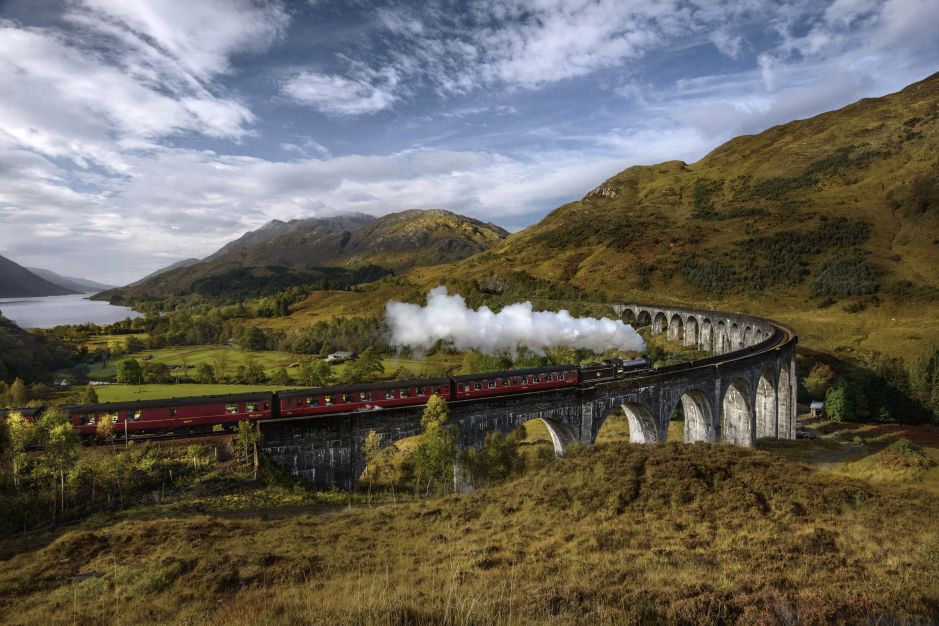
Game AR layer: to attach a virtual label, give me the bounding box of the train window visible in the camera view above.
[169,408,176,418]
[488,380,496,389]
[400,388,410,398]
[439,386,448,395]
[324,395,334,406]
[296,399,303,407]
[225,404,238,414]
[246,403,258,412]
[500,378,509,387]
[473,381,481,391]
[81,414,94,425]
[457,383,464,392]
[263,402,270,410]
[360,391,372,401]
[105,413,118,424]
[385,390,395,400]
[527,376,534,384]
[417,386,426,396]
[342,393,352,403]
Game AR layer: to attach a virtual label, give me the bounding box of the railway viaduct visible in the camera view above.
[261,303,797,489]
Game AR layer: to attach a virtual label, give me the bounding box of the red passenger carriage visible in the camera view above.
[278,378,452,418]
[65,391,275,440]
[452,365,578,399]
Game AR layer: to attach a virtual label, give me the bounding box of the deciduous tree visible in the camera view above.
[299,358,332,387]
[343,348,384,384]
[803,362,835,400]
[39,408,80,520]
[96,412,114,448]
[117,359,143,385]
[235,420,261,478]
[270,367,292,386]
[362,429,382,504]
[194,362,217,384]
[8,378,29,406]
[414,394,456,495]
[6,411,35,490]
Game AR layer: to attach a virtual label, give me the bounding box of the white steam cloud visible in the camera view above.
[385,287,646,355]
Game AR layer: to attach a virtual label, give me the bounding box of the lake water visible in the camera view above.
[0,293,141,329]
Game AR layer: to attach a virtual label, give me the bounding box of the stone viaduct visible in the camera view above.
[260,303,797,489]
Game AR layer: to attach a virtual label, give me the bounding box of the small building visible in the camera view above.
[325,351,357,363]
[810,401,824,418]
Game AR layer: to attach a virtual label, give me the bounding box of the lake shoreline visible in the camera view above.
[0,293,141,329]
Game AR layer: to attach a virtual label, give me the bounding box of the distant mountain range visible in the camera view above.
[101,209,508,301]
[26,267,114,293]
[0,255,77,298]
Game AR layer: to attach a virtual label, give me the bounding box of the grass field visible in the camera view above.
[87,342,462,393]
[92,383,304,403]
[1,421,937,624]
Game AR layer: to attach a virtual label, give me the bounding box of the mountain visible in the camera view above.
[26,267,114,293]
[102,209,508,301]
[0,254,78,298]
[433,72,939,312]
[127,258,201,287]
[0,314,71,382]
[203,212,376,262]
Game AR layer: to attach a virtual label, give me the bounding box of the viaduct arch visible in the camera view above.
[261,303,798,489]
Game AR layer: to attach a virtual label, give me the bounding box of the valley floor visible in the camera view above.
[0,419,937,625]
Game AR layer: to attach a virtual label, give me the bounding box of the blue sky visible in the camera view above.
[0,0,937,284]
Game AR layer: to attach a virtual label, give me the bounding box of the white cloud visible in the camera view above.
[0,1,287,171]
[71,0,288,82]
[711,29,745,59]
[282,68,400,116]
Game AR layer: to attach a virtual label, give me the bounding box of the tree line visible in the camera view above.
[802,349,939,424]
[0,407,222,533]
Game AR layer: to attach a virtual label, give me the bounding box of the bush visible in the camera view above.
[878,438,934,470]
[811,255,879,299]
[803,363,834,400]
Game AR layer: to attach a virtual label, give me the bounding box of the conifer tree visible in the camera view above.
[80,384,99,404]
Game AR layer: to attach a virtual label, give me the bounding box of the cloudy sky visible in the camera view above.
[0,0,936,284]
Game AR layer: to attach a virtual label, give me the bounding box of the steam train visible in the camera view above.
[4,358,650,442]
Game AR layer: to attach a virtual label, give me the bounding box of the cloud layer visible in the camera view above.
[0,0,936,283]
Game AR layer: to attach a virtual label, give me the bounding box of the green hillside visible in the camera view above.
[449,72,939,305]
[103,209,507,302]
[354,72,939,358]
[0,254,77,298]
[0,314,70,382]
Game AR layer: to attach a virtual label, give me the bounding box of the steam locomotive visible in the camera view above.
[5,357,650,442]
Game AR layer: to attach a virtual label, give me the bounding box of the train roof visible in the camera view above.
[0,407,40,418]
[451,364,573,382]
[278,377,452,398]
[64,390,275,412]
